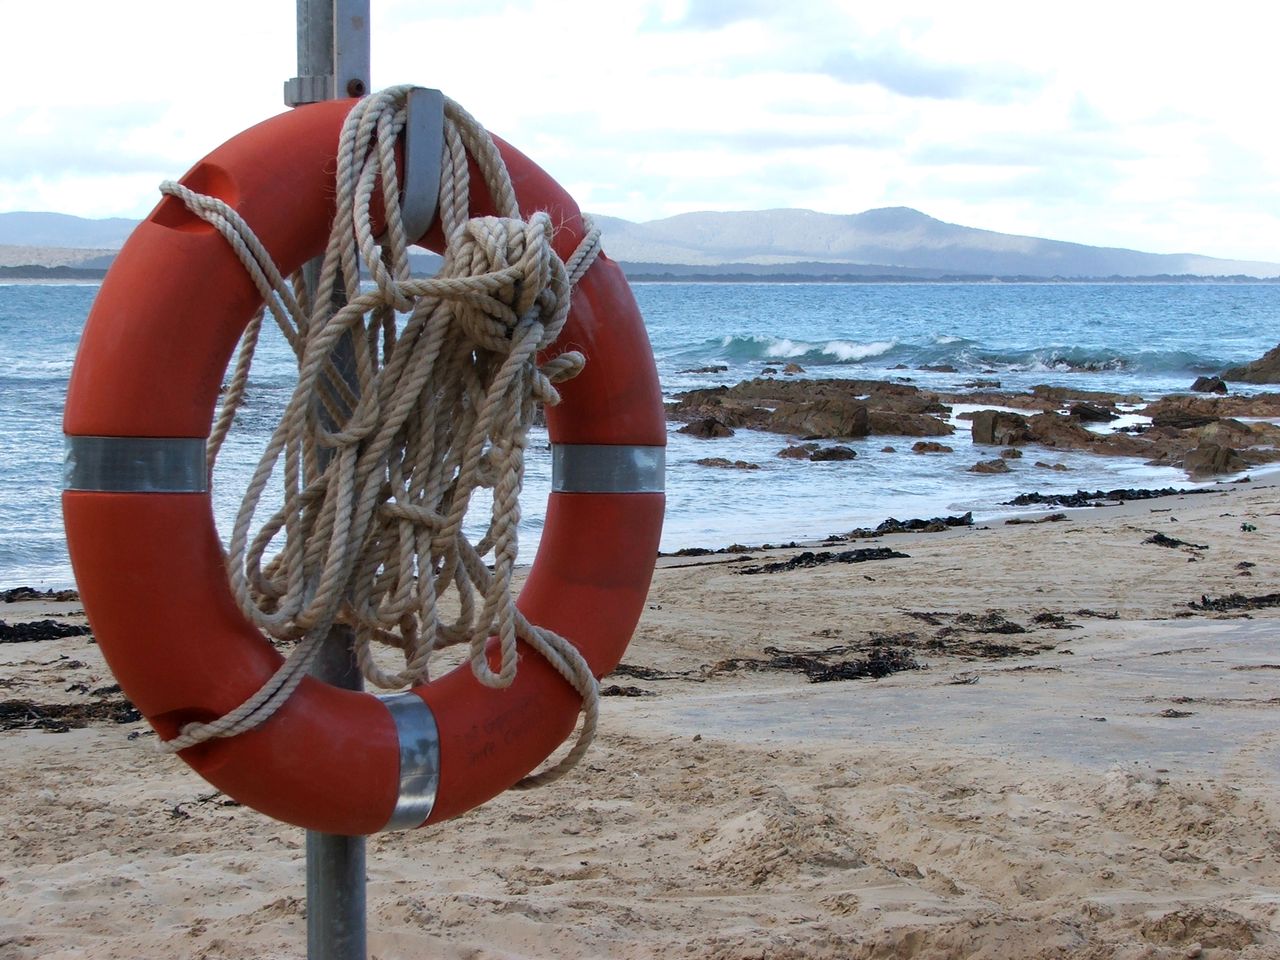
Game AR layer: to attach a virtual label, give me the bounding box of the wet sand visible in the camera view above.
[2,482,1278,958]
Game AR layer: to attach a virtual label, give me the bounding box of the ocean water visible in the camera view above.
[3,280,1278,589]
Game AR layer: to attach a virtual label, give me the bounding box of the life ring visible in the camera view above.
[61,99,666,834]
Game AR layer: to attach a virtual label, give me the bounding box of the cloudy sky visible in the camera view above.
[4,1,1278,261]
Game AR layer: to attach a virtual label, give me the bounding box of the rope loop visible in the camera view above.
[153,87,603,789]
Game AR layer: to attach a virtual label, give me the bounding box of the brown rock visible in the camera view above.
[1152,410,1219,430]
[696,457,761,470]
[778,444,818,459]
[783,362,805,375]
[1196,418,1270,449]
[949,393,1055,414]
[1031,384,1142,405]
[971,410,1031,445]
[679,364,728,374]
[769,398,869,438]
[1182,443,1248,479]
[968,458,1011,474]
[1026,412,1099,450]
[881,446,896,453]
[999,447,1023,459]
[868,410,954,437]
[1069,402,1118,423]
[911,441,953,454]
[1190,375,1228,394]
[1035,461,1072,471]
[678,417,734,439]
[809,445,857,461]
[1222,342,1280,384]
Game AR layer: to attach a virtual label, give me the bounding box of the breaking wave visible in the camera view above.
[676,335,1226,377]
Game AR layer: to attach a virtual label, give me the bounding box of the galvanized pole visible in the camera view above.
[285,3,371,959]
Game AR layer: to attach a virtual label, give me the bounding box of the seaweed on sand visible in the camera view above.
[737,547,908,575]
[0,698,141,732]
[711,644,921,683]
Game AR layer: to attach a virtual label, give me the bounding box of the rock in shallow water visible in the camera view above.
[678,417,735,439]
[1190,375,1228,393]
[969,458,1011,474]
[971,410,1030,446]
[695,457,761,470]
[1182,442,1247,478]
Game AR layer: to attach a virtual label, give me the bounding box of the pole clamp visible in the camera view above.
[284,75,333,107]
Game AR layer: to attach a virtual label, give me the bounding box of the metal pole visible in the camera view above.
[304,628,366,960]
[286,3,371,959]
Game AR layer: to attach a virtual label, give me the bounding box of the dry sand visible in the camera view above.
[2,482,1279,959]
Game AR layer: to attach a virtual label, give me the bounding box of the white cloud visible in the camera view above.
[2,0,1279,261]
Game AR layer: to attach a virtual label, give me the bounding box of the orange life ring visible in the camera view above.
[61,99,666,834]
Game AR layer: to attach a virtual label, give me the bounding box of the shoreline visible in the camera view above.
[4,479,1279,957]
[654,475,1273,560]
[8,477,1272,590]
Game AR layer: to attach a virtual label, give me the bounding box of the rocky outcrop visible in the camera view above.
[777,443,857,462]
[1026,412,1098,449]
[696,457,760,470]
[669,375,1280,481]
[1222,342,1280,383]
[971,410,1030,446]
[778,445,813,460]
[912,441,953,454]
[868,410,954,437]
[969,459,1010,473]
[1182,443,1248,478]
[1190,375,1228,393]
[810,445,858,461]
[679,364,728,374]
[1144,393,1280,422]
[670,378,950,440]
[1196,418,1280,449]
[1150,408,1218,430]
[1069,402,1118,423]
[678,417,734,439]
[770,398,869,438]
[1030,384,1143,406]
[1025,412,1152,458]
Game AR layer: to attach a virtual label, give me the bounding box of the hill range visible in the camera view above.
[2,207,1277,280]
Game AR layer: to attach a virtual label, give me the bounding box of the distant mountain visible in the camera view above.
[593,207,1280,279]
[0,212,138,250]
[0,244,115,269]
[3,207,1277,279]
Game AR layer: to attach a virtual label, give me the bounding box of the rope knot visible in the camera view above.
[440,213,569,357]
[161,87,608,790]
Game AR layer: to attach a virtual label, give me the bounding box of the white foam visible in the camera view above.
[822,339,895,362]
[763,338,813,359]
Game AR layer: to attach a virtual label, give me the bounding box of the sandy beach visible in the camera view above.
[3,481,1279,959]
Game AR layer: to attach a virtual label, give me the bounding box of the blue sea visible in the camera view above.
[3,280,1278,589]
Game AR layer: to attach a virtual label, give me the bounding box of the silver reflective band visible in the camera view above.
[63,436,208,493]
[551,444,665,494]
[377,692,440,831]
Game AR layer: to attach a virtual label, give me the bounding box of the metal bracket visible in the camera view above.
[399,87,445,243]
[284,74,333,107]
[332,0,370,101]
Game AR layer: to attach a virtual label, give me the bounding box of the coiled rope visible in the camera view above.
[153,86,603,788]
